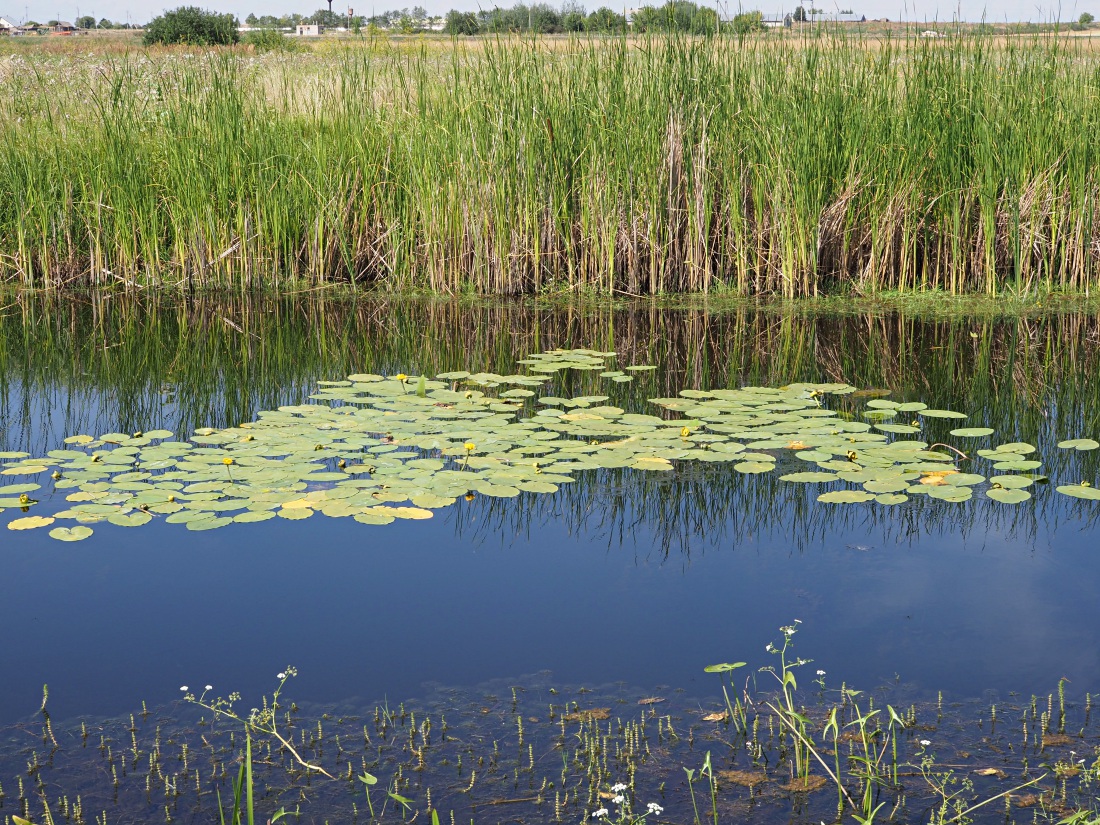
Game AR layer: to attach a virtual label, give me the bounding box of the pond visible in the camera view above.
[2,296,1099,824]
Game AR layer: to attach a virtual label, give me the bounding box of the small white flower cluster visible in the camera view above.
[589,782,663,821]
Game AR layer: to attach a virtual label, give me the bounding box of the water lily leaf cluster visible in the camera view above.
[2,348,1100,539]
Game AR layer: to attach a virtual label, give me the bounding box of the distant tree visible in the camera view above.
[628,1,716,32]
[731,9,762,33]
[443,9,479,33]
[586,6,626,31]
[1081,11,1095,24]
[561,0,585,30]
[243,26,299,49]
[306,8,340,25]
[97,16,114,27]
[793,5,806,21]
[245,12,258,23]
[142,6,239,45]
[47,19,59,26]
[76,14,96,27]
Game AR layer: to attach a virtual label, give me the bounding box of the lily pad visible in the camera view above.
[1056,484,1100,500]
[919,410,968,419]
[7,515,55,530]
[49,525,94,541]
[817,490,875,504]
[1058,438,1100,451]
[986,488,1031,504]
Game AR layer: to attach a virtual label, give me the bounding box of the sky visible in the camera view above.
[2,0,1093,31]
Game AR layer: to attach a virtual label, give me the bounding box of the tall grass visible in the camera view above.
[3,32,1100,294]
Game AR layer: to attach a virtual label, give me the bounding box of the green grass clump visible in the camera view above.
[2,32,1100,295]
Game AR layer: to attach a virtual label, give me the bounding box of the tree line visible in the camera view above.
[141,1,771,45]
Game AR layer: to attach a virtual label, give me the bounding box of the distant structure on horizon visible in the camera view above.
[296,22,322,34]
[0,15,19,32]
[715,5,866,26]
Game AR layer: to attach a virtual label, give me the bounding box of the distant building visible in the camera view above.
[761,13,792,27]
[51,20,76,33]
[0,15,19,33]
[296,23,321,35]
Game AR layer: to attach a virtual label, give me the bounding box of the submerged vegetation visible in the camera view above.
[5,33,1100,293]
[5,628,1100,825]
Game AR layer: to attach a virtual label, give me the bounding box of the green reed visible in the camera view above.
[4,31,1100,294]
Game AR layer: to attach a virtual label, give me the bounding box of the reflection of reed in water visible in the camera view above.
[2,296,1099,551]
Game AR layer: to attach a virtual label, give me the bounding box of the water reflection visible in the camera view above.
[1,296,1099,732]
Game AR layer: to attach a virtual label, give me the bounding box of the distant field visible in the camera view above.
[3,30,1100,295]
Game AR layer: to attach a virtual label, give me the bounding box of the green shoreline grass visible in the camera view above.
[4,31,1100,296]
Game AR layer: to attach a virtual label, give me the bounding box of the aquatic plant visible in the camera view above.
[6,33,1100,293]
[5,342,1100,539]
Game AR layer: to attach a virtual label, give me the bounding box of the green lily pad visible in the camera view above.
[919,410,968,419]
[49,525,94,541]
[949,427,994,438]
[927,486,972,502]
[108,512,153,527]
[1056,484,1100,500]
[817,490,875,504]
[875,493,908,505]
[187,516,234,530]
[1058,438,1100,451]
[989,475,1033,489]
[986,488,1031,504]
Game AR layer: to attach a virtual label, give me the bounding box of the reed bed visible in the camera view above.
[2,31,1100,297]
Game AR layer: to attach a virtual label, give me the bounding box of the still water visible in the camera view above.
[2,297,1099,730]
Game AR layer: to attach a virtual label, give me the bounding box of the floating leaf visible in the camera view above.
[987,488,1031,504]
[1057,438,1100,451]
[108,512,153,527]
[187,516,234,530]
[817,490,875,504]
[919,410,968,419]
[927,486,972,502]
[49,525,94,542]
[950,427,994,438]
[7,515,55,530]
[874,493,908,505]
[1056,484,1100,500]
[1,465,48,476]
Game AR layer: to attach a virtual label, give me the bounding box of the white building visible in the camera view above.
[761,13,792,27]
[296,23,322,35]
[0,15,20,33]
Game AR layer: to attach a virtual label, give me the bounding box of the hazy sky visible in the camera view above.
[4,0,1094,30]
